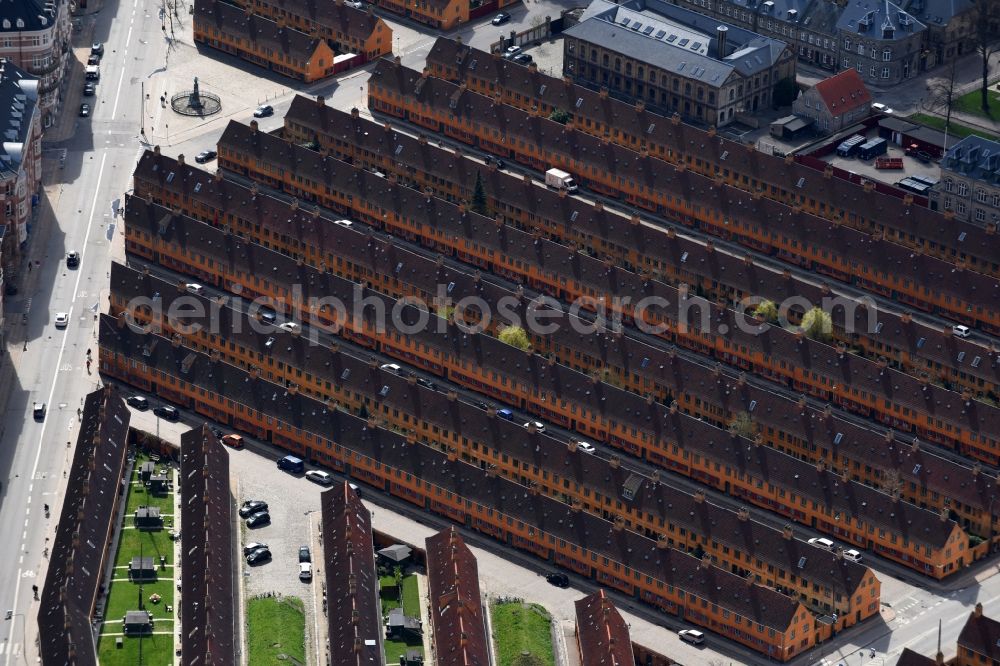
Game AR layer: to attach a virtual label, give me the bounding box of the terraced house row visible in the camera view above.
[128,148,996,546]
[96,312,819,660]
[420,37,999,282]
[200,123,1000,469]
[109,262,883,623]
[118,194,973,582]
[365,57,1000,337]
[281,95,1000,403]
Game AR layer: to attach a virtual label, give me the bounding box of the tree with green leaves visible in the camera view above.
[729,411,756,438]
[773,77,799,107]
[548,108,570,124]
[471,171,489,215]
[800,307,833,341]
[498,325,531,351]
[753,299,779,323]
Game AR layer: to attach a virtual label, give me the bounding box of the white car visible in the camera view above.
[334,219,353,228]
[305,470,334,486]
[871,102,894,115]
[54,312,69,328]
[380,363,402,373]
[808,537,836,551]
[299,562,313,581]
[185,283,205,295]
[678,629,705,645]
[278,322,300,333]
[505,45,522,57]
[576,440,596,453]
[952,324,971,338]
[843,549,863,563]
[523,420,546,433]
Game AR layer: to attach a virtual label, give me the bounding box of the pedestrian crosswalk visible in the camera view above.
[0,642,22,655]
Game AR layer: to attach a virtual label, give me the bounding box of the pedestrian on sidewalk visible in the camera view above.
[31,585,38,600]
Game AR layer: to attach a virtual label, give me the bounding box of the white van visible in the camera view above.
[952,324,971,338]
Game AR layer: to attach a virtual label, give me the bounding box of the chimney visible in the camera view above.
[717,25,729,57]
[782,524,793,539]
[316,94,325,106]
[351,107,360,118]
[250,120,259,134]
[975,602,984,617]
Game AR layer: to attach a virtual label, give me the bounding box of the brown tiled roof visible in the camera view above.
[425,528,489,666]
[575,590,633,666]
[247,0,383,42]
[179,426,238,663]
[217,115,1000,450]
[424,37,998,276]
[283,96,1000,396]
[99,313,807,631]
[119,193,964,552]
[958,607,1000,660]
[321,482,382,665]
[895,648,940,666]
[194,0,327,62]
[37,386,131,666]
[368,57,1000,319]
[110,261,875,600]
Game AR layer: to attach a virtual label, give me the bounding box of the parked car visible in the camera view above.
[952,324,972,338]
[54,312,69,328]
[504,45,522,57]
[844,549,863,563]
[523,420,546,432]
[333,219,353,228]
[511,53,533,65]
[299,546,311,563]
[678,629,705,645]
[185,283,205,295]
[416,377,436,390]
[492,12,511,25]
[380,363,402,373]
[153,405,180,421]
[299,562,313,580]
[277,455,305,473]
[66,251,80,268]
[246,511,271,528]
[497,408,514,421]
[82,83,95,97]
[79,103,91,117]
[915,150,933,163]
[239,500,268,518]
[194,150,217,164]
[545,572,569,587]
[258,308,277,324]
[246,547,271,564]
[871,102,894,115]
[221,434,244,449]
[278,322,300,333]
[576,440,596,453]
[33,402,46,420]
[126,395,149,410]
[87,54,100,66]
[305,469,334,485]
[244,542,268,555]
[807,537,836,551]
[253,104,274,118]
[91,42,104,55]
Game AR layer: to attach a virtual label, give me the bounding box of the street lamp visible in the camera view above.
[4,609,28,665]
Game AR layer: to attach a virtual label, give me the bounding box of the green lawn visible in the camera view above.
[247,596,306,665]
[97,454,177,666]
[952,86,1000,120]
[379,573,420,616]
[384,637,424,664]
[491,602,555,666]
[380,575,401,612]
[96,631,175,666]
[907,113,1000,142]
[113,527,174,567]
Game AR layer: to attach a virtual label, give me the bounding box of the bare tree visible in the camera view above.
[925,59,960,134]
[970,0,1000,113]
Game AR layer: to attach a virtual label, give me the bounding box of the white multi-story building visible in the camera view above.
[0,0,72,128]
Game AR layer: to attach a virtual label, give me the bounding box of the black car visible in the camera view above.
[87,54,100,66]
[511,53,533,65]
[545,572,569,588]
[195,150,217,164]
[91,42,104,56]
[211,427,223,440]
[79,104,91,117]
[246,547,271,564]
[153,405,179,421]
[239,500,268,518]
[416,377,436,390]
[82,83,95,97]
[243,541,268,555]
[246,511,271,528]
[492,12,511,25]
[66,251,80,268]
[299,546,311,563]
[258,309,277,324]
[126,395,149,410]
[253,104,274,118]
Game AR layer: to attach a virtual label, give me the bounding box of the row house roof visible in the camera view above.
[425,528,489,666]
